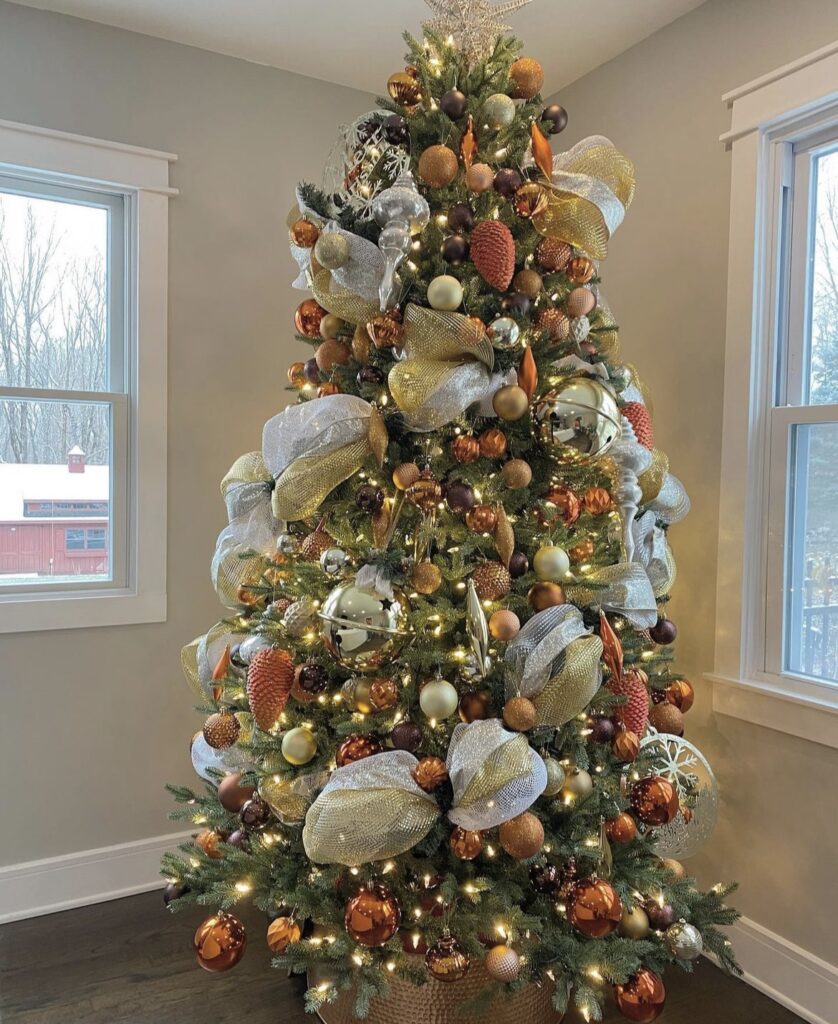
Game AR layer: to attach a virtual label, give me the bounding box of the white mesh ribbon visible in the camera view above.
[504,605,590,699]
[446,720,547,832]
[191,733,253,782]
[648,472,691,525]
[321,223,385,304]
[262,395,387,522]
[633,510,676,598]
[181,620,243,698]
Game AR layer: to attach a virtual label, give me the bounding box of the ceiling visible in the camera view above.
[11,0,707,95]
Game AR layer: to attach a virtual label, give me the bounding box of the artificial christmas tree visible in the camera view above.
[163,2,739,1020]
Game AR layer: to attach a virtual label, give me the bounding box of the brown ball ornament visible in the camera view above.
[290,217,319,247]
[426,934,470,982]
[391,720,423,753]
[499,812,544,859]
[458,689,494,723]
[666,679,695,713]
[266,916,302,954]
[583,486,613,514]
[466,162,495,192]
[613,968,666,1022]
[502,458,532,489]
[450,825,483,860]
[493,384,530,421]
[503,695,537,732]
[465,504,497,533]
[485,944,520,982]
[489,609,520,641]
[648,702,685,736]
[345,884,401,947]
[452,434,480,464]
[528,581,565,611]
[472,562,512,601]
[568,878,622,937]
[479,427,508,459]
[412,756,449,792]
[336,733,383,767]
[509,57,544,99]
[567,256,596,284]
[217,772,255,813]
[513,268,544,299]
[605,812,638,845]
[411,561,444,595]
[203,710,240,750]
[630,776,679,826]
[392,462,421,491]
[536,237,572,271]
[418,144,459,188]
[314,338,350,372]
[294,298,327,338]
[194,912,247,972]
[536,307,571,342]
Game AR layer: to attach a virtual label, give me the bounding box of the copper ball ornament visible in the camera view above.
[458,689,494,723]
[499,812,544,859]
[466,163,495,192]
[666,679,695,713]
[217,772,255,813]
[568,878,622,937]
[411,561,444,595]
[489,609,520,641]
[418,144,459,188]
[465,504,497,533]
[387,68,422,110]
[536,237,572,271]
[290,217,319,247]
[345,884,401,947]
[542,484,581,526]
[314,338,350,372]
[452,434,480,464]
[536,307,570,342]
[479,427,508,459]
[301,526,335,561]
[367,309,404,348]
[450,825,483,860]
[392,462,420,491]
[566,286,596,318]
[503,695,537,732]
[294,298,327,338]
[528,581,565,611]
[194,912,247,972]
[606,812,638,845]
[287,360,307,387]
[195,829,223,860]
[660,857,687,880]
[648,702,685,736]
[613,969,666,1021]
[336,733,384,767]
[472,561,512,601]
[426,933,470,982]
[567,255,596,284]
[485,944,521,982]
[612,728,641,762]
[203,710,240,750]
[412,756,449,792]
[583,486,613,514]
[266,916,302,954]
[630,776,679,826]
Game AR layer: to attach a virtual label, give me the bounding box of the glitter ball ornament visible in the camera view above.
[483,92,516,129]
[536,307,571,342]
[614,969,666,1022]
[466,162,495,192]
[568,878,622,937]
[489,609,520,640]
[485,944,521,982]
[509,55,544,98]
[336,733,384,767]
[619,905,651,939]
[471,220,516,291]
[301,526,335,561]
[665,921,703,960]
[247,648,294,731]
[458,689,493,722]
[499,812,544,859]
[203,709,240,749]
[569,537,595,563]
[606,812,638,845]
[412,756,449,792]
[266,916,301,954]
[393,462,421,491]
[418,144,459,188]
[295,298,327,338]
[411,561,444,594]
[217,772,255,813]
[649,702,685,736]
[542,756,566,796]
[622,401,655,450]
[426,933,470,982]
[630,776,679,825]
[314,232,350,270]
[452,434,480,464]
[391,720,423,753]
[609,668,650,736]
[345,884,401,947]
[194,912,247,972]
[472,561,512,600]
[502,459,532,490]
[536,237,572,271]
[513,268,543,299]
[503,695,537,732]
[281,726,317,766]
[493,384,530,421]
[450,825,483,860]
[479,427,508,458]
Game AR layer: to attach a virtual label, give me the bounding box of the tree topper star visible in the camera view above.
[423,0,532,64]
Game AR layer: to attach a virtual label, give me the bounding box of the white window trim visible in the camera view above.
[711,43,838,747]
[0,119,176,632]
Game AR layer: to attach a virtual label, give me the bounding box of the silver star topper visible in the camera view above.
[423,0,532,64]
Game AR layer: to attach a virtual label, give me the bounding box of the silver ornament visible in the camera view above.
[466,578,490,679]
[319,579,411,672]
[569,315,591,342]
[664,920,703,961]
[488,316,521,350]
[372,172,430,310]
[459,653,482,681]
[237,633,274,664]
[611,415,653,563]
[319,546,348,575]
[276,532,299,556]
[532,374,621,463]
[282,596,319,638]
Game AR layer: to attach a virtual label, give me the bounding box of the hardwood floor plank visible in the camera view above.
[0,891,804,1024]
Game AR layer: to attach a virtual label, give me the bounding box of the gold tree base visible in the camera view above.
[313,961,562,1024]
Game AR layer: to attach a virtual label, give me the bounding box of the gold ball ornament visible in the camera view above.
[294,298,327,338]
[605,812,638,845]
[536,237,572,271]
[465,504,497,533]
[565,286,596,318]
[412,755,449,792]
[466,162,495,192]
[482,93,516,129]
[568,878,622,937]
[411,561,444,594]
[493,384,530,421]
[509,57,544,99]
[472,561,512,601]
[613,968,666,1022]
[528,581,565,611]
[536,307,570,342]
[499,812,544,859]
[502,458,532,489]
[342,676,374,714]
[406,471,444,511]
[314,231,350,270]
[560,766,593,802]
[418,144,459,188]
[290,217,319,247]
[513,268,544,299]
[532,376,621,462]
[195,829,224,860]
[619,905,651,940]
[387,67,422,110]
[503,695,537,731]
[393,462,421,491]
[281,726,317,766]
[452,434,480,464]
[425,934,470,982]
[419,678,460,720]
[427,274,464,311]
[542,755,566,796]
[319,313,346,341]
[319,579,411,672]
[203,709,240,750]
[450,825,483,860]
[266,916,302,953]
[630,776,679,826]
[345,884,401,947]
[513,181,549,219]
[485,944,521,982]
[315,338,350,371]
[533,544,570,581]
[567,255,596,284]
[194,912,247,972]
[478,427,508,459]
[489,609,520,641]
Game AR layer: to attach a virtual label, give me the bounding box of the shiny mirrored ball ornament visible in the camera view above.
[664,920,703,960]
[319,547,348,575]
[194,912,247,972]
[532,375,621,462]
[319,580,410,673]
[488,316,521,350]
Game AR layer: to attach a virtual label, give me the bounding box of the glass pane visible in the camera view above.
[0,397,111,585]
[785,421,838,683]
[809,148,838,404]
[0,187,109,391]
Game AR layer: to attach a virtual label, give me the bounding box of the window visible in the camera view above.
[711,43,838,747]
[0,119,174,632]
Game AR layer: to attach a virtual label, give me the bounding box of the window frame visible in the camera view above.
[710,42,838,747]
[0,119,176,632]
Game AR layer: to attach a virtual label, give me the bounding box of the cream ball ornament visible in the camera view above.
[313,232,350,270]
[533,545,570,582]
[483,93,516,129]
[419,678,460,720]
[281,726,317,765]
[427,274,464,311]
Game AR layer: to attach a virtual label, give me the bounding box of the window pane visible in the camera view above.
[808,148,838,405]
[0,186,109,391]
[785,421,838,683]
[0,397,111,585]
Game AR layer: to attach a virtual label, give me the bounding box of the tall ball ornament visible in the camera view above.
[345,884,401,947]
[499,812,544,859]
[194,912,247,972]
[630,776,679,826]
[482,93,516,129]
[532,375,621,462]
[319,579,410,673]
[281,726,317,766]
[419,678,460,720]
[247,648,294,731]
[665,920,703,961]
[427,274,464,311]
[568,878,622,937]
[485,944,521,982]
[613,968,666,1023]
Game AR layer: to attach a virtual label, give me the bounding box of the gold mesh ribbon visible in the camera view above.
[593,302,620,360]
[639,448,668,504]
[532,136,635,259]
[457,734,534,811]
[566,563,658,629]
[534,634,604,728]
[312,268,379,326]
[181,637,203,699]
[388,304,494,430]
[221,452,271,498]
[261,771,329,825]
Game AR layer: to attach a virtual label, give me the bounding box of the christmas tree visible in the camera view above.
[162,2,740,1020]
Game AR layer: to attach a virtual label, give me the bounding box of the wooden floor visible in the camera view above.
[0,891,804,1024]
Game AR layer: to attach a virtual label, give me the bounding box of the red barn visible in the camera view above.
[0,447,110,581]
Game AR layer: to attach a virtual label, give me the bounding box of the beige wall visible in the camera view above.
[0,1,371,865]
[554,0,838,963]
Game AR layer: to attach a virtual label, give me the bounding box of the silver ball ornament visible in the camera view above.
[319,579,410,673]
[276,532,299,556]
[488,316,521,350]
[320,547,348,575]
[532,374,621,463]
[237,634,273,664]
[570,315,591,342]
[664,920,703,960]
[282,596,319,637]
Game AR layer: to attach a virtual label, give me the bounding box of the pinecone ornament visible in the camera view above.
[470,220,516,291]
[247,648,294,731]
[622,401,654,450]
[203,710,241,749]
[609,668,650,736]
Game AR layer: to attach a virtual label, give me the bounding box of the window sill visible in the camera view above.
[706,673,838,749]
[0,589,166,633]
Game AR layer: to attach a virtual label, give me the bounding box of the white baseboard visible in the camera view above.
[0,829,192,925]
[721,916,838,1024]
